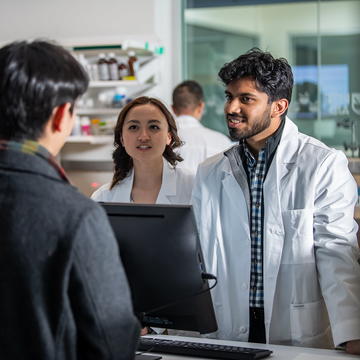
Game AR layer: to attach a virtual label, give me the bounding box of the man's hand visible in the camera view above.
[346,339,360,355]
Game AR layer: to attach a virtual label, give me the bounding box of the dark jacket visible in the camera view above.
[0,147,140,359]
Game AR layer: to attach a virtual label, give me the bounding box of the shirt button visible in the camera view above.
[255,202,261,208]
[240,326,248,334]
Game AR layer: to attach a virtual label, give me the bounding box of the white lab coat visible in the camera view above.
[91,158,194,205]
[176,115,233,175]
[192,118,360,348]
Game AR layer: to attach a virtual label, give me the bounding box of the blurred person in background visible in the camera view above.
[172,80,233,175]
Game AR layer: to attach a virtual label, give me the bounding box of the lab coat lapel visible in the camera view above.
[223,146,251,218]
[222,170,250,231]
[114,169,134,202]
[263,118,298,339]
[156,158,175,204]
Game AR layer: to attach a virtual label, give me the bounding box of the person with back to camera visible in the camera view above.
[192,48,360,354]
[0,40,140,359]
[91,96,194,205]
[172,80,233,175]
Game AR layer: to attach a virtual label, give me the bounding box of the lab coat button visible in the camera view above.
[240,326,248,334]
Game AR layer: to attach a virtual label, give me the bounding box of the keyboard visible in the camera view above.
[138,337,273,359]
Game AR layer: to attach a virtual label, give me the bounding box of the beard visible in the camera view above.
[227,107,272,141]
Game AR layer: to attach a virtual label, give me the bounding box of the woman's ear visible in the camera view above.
[166,132,172,146]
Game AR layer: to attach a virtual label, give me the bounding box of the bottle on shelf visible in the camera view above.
[97,53,110,81]
[98,90,115,108]
[80,116,91,136]
[89,64,100,81]
[108,52,119,81]
[91,118,101,135]
[126,50,138,80]
[118,58,128,80]
[77,53,89,72]
[71,115,82,136]
[112,87,127,108]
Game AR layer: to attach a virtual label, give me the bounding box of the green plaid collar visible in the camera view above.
[0,139,69,182]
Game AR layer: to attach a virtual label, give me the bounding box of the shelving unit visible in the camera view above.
[61,42,162,169]
[64,43,161,145]
[66,135,113,144]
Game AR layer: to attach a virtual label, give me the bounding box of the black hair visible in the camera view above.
[218,48,293,119]
[172,80,204,111]
[0,40,89,140]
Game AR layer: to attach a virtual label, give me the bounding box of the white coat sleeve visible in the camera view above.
[191,165,218,277]
[313,150,360,346]
[90,183,111,202]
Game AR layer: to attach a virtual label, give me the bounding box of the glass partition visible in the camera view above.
[184,0,360,155]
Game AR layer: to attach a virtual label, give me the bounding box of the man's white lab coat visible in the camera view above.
[192,118,360,348]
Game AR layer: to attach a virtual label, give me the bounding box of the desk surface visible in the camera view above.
[140,335,359,360]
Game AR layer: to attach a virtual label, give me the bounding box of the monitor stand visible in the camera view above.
[135,354,161,360]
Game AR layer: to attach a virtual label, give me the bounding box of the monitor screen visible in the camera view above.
[101,202,217,334]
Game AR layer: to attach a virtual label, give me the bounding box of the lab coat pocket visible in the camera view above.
[290,299,331,348]
[282,209,315,264]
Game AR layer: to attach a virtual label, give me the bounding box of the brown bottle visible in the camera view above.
[127,50,138,78]
[118,59,128,80]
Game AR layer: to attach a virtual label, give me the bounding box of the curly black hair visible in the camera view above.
[218,48,293,118]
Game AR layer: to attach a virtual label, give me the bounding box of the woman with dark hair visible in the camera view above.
[91,96,194,204]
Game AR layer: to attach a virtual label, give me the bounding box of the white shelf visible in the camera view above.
[77,108,121,115]
[89,80,141,88]
[66,135,113,144]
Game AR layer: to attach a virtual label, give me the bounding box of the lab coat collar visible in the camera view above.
[156,158,176,204]
[114,158,176,204]
[176,115,202,129]
[277,117,299,165]
[112,170,134,202]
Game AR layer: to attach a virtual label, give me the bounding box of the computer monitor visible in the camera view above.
[101,202,217,334]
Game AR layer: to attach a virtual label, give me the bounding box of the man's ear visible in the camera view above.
[52,103,70,132]
[271,99,288,119]
[172,105,179,117]
[197,101,205,117]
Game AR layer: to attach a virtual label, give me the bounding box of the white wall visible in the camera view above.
[0,0,182,104]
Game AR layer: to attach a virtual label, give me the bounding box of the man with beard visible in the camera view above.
[192,48,360,354]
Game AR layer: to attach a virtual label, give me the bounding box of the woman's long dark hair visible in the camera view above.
[110,96,183,189]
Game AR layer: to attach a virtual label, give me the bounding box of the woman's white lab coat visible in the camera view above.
[192,118,360,348]
[92,158,194,205]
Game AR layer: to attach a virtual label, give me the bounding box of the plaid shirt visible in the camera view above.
[243,143,267,308]
[0,139,69,182]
